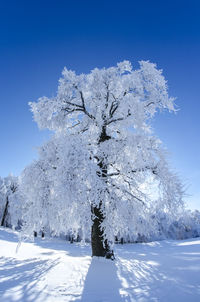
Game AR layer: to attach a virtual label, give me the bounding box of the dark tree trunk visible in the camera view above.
[70,235,74,243]
[91,203,110,257]
[1,197,9,227]
[91,126,114,259]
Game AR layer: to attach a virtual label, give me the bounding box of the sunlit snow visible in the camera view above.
[0,228,199,302]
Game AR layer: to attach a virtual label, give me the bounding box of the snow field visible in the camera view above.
[0,228,200,302]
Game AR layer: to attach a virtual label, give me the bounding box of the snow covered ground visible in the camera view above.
[0,228,200,302]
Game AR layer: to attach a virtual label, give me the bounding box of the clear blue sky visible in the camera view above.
[0,0,199,210]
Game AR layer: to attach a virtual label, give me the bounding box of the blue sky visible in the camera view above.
[0,0,199,209]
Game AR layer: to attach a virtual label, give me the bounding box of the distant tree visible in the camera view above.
[19,61,184,258]
[17,139,58,236]
[0,175,18,227]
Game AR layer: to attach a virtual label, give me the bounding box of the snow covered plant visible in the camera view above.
[0,175,18,227]
[19,60,184,258]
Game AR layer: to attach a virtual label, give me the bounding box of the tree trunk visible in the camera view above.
[1,196,9,227]
[91,126,114,259]
[91,203,108,256]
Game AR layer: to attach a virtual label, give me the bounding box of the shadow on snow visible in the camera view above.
[0,257,59,302]
[80,258,122,302]
[0,227,200,302]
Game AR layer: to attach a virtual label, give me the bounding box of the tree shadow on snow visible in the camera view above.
[80,257,122,302]
[1,228,199,302]
[78,239,200,302]
[115,239,200,302]
[0,227,19,243]
[65,238,200,302]
[0,256,59,302]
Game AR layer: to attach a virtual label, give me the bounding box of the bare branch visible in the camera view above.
[145,101,155,107]
[105,83,110,109]
[145,99,161,108]
[63,100,83,108]
[67,121,81,129]
[106,172,120,177]
[61,107,84,114]
[106,117,124,125]
[108,181,145,205]
[75,87,96,120]
[131,165,158,175]
[109,100,119,118]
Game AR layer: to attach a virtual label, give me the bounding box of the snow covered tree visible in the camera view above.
[16,139,59,236]
[20,61,184,258]
[0,175,18,227]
